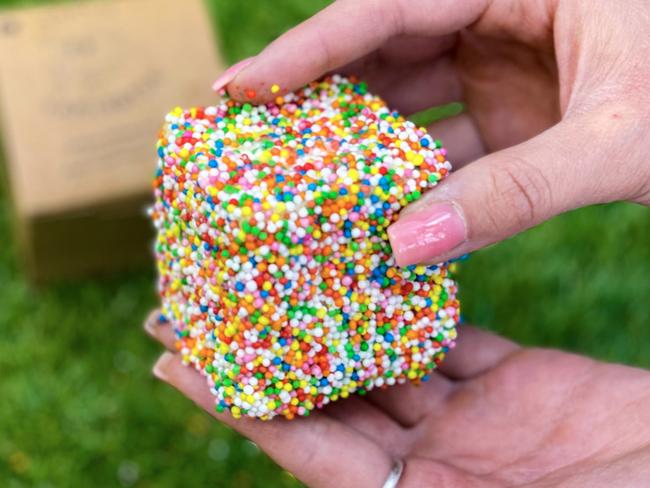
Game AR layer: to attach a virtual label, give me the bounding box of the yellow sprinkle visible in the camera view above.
[259,150,272,163]
[271,84,280,93]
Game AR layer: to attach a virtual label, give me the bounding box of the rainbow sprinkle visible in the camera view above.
[150,75,460,420]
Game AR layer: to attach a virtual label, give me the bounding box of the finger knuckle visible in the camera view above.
[486,156,554,231]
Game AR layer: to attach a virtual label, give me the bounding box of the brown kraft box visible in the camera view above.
[0,0,224,282]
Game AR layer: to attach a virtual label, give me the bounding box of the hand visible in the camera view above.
[146,313,650,487]
[216,0,650,266]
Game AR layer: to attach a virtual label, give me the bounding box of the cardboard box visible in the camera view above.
[0,0,224,282]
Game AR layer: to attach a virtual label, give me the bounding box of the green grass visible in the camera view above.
[1,0,649,487]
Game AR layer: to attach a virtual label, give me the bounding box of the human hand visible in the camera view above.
[146,313,650,487]
[215,0,650,266]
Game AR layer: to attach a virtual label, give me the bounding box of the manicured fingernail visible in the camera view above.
[144,312,159,336]
[388,203,466,266]
[153,352,175,381]
[211,56,255,92]
[144,320,155,336]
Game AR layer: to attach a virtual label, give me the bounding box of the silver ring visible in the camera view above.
[381,459,404,488]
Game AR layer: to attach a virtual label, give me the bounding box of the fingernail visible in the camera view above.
[388,203,466,266]
[153,352,175,381]
[211,56,255,92]
[144,313,158,336]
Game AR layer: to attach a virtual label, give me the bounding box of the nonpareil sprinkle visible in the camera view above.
[150,75,460,420]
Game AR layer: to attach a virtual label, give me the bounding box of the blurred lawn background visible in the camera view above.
[1,0,649,487]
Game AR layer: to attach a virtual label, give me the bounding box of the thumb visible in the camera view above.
[387,118,631,266]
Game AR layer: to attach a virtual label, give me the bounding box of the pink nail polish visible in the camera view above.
[388,203,466,267]
[211,56,255,92]
[144,318,156,335]
[152,352,174,380]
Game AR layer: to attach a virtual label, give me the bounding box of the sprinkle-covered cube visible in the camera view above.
[150,75,460,419]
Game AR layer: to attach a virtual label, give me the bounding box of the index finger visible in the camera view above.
[153,352,393,488]
[227,0,488,102]
[437,324,520,380]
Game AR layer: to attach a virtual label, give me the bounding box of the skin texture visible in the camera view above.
[223,0,650,265]
[147,314,650,487]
